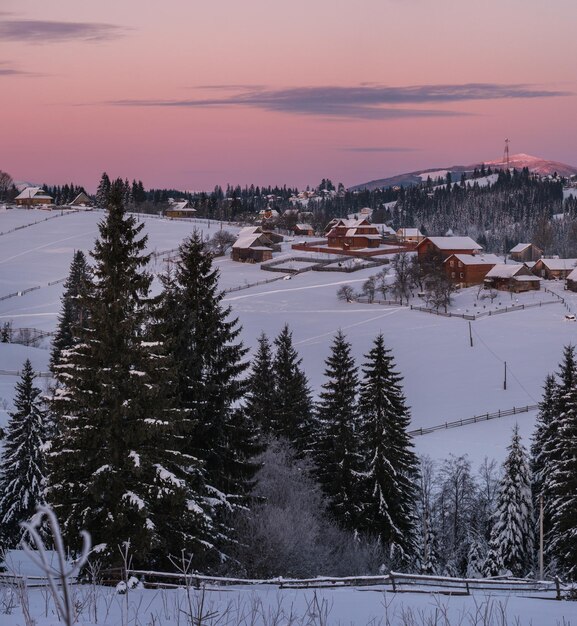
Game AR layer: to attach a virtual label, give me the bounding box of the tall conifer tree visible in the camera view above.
[357,334,418,563]
[0,360,48,549]
[48,180,211,567]
[50,250,90,372]
[157,231,258,556]
[313,330,363,529]
[271,325,313,452]
[488,425,534,577]
[245,333,276,434]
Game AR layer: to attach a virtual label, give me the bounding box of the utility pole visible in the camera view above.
[539,494,544,580]
[504,361,507,390]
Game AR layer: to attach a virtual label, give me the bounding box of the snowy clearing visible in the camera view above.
[1,208,576,467]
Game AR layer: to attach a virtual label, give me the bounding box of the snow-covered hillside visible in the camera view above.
[1,208,575,466]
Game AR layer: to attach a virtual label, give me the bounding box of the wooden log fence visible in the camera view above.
[408,404,539,437]
[122,569,559,595]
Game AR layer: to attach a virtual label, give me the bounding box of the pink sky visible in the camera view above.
[1,0,576,192]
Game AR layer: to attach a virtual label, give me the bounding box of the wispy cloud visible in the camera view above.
[0,61,33,76]
[107,83,571,120]
[0,19,125,42]
[342,146,420,153]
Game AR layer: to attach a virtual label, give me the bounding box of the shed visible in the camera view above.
[484,264,541,292]
[509,243,543,263]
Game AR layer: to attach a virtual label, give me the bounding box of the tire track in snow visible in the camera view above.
[0,230,96,265]
[223,278,368,302]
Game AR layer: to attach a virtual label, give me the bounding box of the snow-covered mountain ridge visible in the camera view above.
[350,153,577,191]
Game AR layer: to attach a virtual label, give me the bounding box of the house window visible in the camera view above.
[451,272,455,278]
[460,272,464,279]
[450,260,454,267]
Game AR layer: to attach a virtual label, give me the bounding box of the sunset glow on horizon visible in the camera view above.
[1,0,576,191]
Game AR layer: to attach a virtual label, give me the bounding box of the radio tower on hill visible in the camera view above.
[503,138,510,167]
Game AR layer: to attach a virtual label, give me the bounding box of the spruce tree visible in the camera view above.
[531,374,558,544]
[47,180,211,567]
[488,425,534,577]
[549,376,577,578]
[50,250,90,372]
[245,333,276,434]
[313,330,364,530]
[0,360,48,548]
[271,324,313,452]
[95,172,111,208]
[157,231,258,558]
[357,334,419,563]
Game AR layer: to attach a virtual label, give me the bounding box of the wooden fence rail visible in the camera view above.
[408,405,539,437]
[121,569,560,595]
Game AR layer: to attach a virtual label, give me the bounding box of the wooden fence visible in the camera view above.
[122,569,561,597]
[408,405,539,437]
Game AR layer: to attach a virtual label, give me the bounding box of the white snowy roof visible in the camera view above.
[539,258,577,271]
[295,223,313,230]
[423,237,482,251]
[566,267,577,281]
[15,187,53,201]
[397,228,423,236]
[509,243,533,253]
[447,254,501,266]
[513,275,541,282]
[485,264,527,279]
[233,234,272,250]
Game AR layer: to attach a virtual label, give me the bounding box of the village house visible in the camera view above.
[444,253,501,287]
[14,187,53,207]
[326,218,382,250]
[532,258,577,280]
[68,191,93,208]
[566,267,577,292]
[509,243,543,263]
[396,227,425,244]
[484,264,541,292]
[293,223,314,236]
[231,227,283,263]
[165,200,196,219]
[416,236,483,261]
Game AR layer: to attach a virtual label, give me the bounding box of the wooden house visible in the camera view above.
[532,258,577,280]
[294,223,314,236]
[509,243,543,263]
[444,254,501,286]
[416,236,483,261]
[396,228,425,244]
[231,231,276,263]
[165,201,196,218]
[14,187,53,207]
[566,267,577,292]
[326,218,382,250]
[484,264,541,292]
[68,191,93,207]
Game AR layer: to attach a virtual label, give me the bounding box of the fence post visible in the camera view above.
[465,580,470,595]
[390,572,396,593]
[555,575,561,600]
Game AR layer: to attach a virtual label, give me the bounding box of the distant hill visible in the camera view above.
[350,154,577,191]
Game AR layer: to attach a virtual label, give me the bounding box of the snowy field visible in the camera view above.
[1,581,577,626]
[1,208,577,469]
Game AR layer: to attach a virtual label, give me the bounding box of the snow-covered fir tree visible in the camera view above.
[483,534,504,577]
[244,333,276,435]
[466,538,486,578]
[157,231,259,564]
[270,324,313,452]
[488,425,534,577]
[95,172,111,208]
[47,180,211,568]
[549,371,577,578]
[357,333,419,565]
[50,250,90,372]
[313,330,364,530]
[531,374,558,548]
[0,360,48,548]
